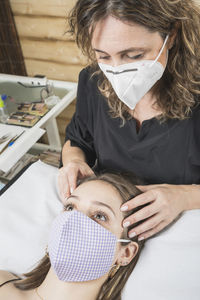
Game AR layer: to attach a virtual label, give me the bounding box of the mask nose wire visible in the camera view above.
[150,34,169,67]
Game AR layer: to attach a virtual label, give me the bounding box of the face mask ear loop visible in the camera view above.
[150,34,169,67]
[117,239,131,243]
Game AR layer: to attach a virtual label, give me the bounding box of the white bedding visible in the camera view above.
[0,160,199,299]
[0,160,62,274]
[122,209,200,300]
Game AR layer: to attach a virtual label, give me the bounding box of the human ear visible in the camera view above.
[167,22,180,50]
[116,242,139,266]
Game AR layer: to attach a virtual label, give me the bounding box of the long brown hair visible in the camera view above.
[15,171,146,300]
[68,0,200,123]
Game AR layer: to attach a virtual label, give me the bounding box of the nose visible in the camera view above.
[111,58,122,67]
[106,56,123,67]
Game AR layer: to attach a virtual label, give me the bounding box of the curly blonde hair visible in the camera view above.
[68,0,200,123]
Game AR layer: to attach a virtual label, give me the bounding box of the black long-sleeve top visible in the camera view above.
[65,67,200,185]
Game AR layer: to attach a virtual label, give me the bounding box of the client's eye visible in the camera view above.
[64,203,74,211]
[93,212,107,222]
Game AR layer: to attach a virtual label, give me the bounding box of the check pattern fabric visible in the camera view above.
[48,210,117,282]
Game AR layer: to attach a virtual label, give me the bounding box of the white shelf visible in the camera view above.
[0,74,77,172]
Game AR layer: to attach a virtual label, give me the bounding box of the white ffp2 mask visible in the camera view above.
[99,35,169,110]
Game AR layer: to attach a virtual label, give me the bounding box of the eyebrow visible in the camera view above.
[93,47,150,55]
[66,195,116,217]
[93,201,116,217]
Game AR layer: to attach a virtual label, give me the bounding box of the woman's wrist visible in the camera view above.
[62,141,86,167]
[63,157,86,167]
[182,184,200,211]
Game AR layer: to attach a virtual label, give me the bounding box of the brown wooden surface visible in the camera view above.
[10,0,85,82]
[10,0,77,17]
[25,59,82,82]
[14,15,73,41]
[21,39,86,65]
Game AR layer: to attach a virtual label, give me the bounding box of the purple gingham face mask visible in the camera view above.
[48,210,130,282]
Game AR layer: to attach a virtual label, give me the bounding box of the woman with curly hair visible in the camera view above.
[58,0,200,241]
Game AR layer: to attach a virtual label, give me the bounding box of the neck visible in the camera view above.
[130,91,162,126]
[35,268,106,300]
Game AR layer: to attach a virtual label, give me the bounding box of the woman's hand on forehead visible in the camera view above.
[121,184,188,240]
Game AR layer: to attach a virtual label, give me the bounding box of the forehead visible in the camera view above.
[74,180,122,207]
[91,15,162,52]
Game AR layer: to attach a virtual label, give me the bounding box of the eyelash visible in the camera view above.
[64,202,109,223]
[99,54,144,60]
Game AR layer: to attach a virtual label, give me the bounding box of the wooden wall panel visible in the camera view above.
[14,15,72,41]
[10,0,76,17]
[10,2,85,83]
[25,59,82,82]
[21,39,86,65]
